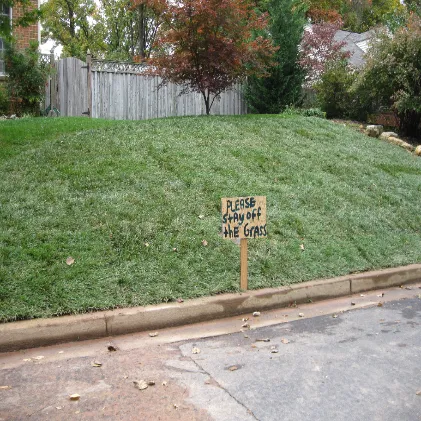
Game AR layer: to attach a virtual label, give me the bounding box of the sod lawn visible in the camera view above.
[1,115,420,322]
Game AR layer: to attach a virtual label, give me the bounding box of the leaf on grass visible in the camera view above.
[281,338,289,344]
[300,244,305,251]
[198,215,205,219]
[192,347,201,354]
[144,242,150,247]
[133,380,148,390]
[0,386,11,390]
[201,239,208,246]
[173,247,178,252]
[69,394,80,401]
[91,361,102,367]
[149,332,158,337]
[252,312,261,317]
[66,257,75,266]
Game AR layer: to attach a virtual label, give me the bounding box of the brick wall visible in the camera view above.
[12,0,39,49]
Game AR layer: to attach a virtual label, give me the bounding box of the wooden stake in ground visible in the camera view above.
[221,196,267,290]
[240,238,248,290]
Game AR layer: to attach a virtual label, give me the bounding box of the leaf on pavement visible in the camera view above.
[91,361,102,367]
[148,332,158,337]
[192,347,201,354]
[133,380,148,390]
[228,365,238,371]
[298,313,304,317]
[416,390,421,396]
[281,338,289,344]
[377,302,383,307]
[107,345,118,352]
[69,394,80,401]
[256,338,270,342]
[0,386,11,390]
[147,381,156,386]
[252,312,261,317]
[33,356,45,360]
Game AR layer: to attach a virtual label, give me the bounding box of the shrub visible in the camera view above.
[0,83,9,115]
[313,60,357,119]
[4,41,49,116]
[352,15,421,137]
[282,105,326,118]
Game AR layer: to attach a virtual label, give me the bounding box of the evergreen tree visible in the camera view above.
[245,0,307,114]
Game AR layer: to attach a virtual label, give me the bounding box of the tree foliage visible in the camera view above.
[299,20,350,87]
[352,15,421,137]
[244,0,307,113]
[305,0,403,32]
[150,0,276,114]
[41,0,166,60]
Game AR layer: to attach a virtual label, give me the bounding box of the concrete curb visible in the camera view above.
[1,264,420,352]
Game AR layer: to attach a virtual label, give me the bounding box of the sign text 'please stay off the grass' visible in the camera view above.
[221,196,267,239]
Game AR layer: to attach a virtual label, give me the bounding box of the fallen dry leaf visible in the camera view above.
[66,257,75,266]
[242,317,249,322]
[351,302,356,306]
[144,242,150,247]
[148,332,158,337]
[56,406,63,410]
[173,247,177,252]
[58,351,64,354]
[0,386,11,390]
[198,215,205,219]
[298,313,304,318]
[69,394,80,401]
[192,347,201,354]
[281,338,290,344]
[23,358,32,362]
[332,314,338,318]
[416,390,421,396]
[162,381,168,386]
[300,244,305,251]
[271,349,279,354]
[252,312,261,317]
[147,381,156,386]
[33,356,45,360]
[360,294,365,297]
[133,380,148,390]
[173,404,179,410]
[91,361,102,367]
[256,338,270,342]
[228,366,238,371]
[377,302,383,307]
[241,323,250,329]
[244,335,249,339]
[377,293,385,297]
[176,298,184,303]
[201,239,208,246]
[107,345,117,352]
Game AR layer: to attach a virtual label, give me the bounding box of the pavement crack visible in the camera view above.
[188,357,261,421]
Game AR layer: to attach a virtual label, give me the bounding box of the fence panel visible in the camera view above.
[46,57,247,119]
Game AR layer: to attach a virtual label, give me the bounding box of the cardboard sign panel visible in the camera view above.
[221,196,267,239]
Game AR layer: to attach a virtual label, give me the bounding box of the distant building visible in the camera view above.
[0,0,40,77]
[333,29,376,68]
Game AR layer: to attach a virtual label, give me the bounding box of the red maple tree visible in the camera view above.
[299,20,350,87]
[149,0,277,114]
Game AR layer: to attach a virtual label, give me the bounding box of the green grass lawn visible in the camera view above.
[1,115,421,322]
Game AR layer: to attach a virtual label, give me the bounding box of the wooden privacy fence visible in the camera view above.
[45,55,247,119]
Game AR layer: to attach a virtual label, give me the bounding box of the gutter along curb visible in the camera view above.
[1,263,420,352]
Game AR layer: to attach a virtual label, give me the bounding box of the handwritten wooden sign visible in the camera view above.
[221,196,267,239]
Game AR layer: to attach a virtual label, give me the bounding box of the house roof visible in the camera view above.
[334,29,376,67]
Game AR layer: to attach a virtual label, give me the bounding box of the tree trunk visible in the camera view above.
[138,4,146,59]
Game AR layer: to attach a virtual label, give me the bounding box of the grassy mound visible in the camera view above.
[1,115,420,322]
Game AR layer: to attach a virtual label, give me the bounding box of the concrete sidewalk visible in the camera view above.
[1,284,420,420]
[1,264,421,352]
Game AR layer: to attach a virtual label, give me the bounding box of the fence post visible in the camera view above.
[49,53,57,112]
[86,50,92,118]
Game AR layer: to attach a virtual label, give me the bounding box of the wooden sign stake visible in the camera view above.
[240,238,248,290]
